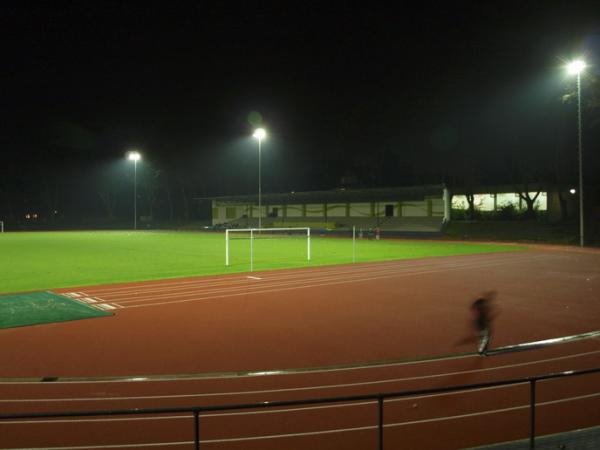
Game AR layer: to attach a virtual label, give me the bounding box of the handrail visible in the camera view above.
[1,367,599,450]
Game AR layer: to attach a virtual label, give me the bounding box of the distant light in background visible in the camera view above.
[127,151,142,230]
[570,188,576,195]
[127,151,141,162]
[253,128,266,140]
[566,59,586,75]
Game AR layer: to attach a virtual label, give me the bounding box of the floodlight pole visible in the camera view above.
[566,60,586,247]
[133,158,138,231]
[576,72,584,247]
[127,151,141,231]
[258,136,262,230]
[252,128,266,230]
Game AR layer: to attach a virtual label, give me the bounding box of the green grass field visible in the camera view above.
[0,231,526,293]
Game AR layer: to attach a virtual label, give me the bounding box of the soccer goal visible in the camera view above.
[225,227,311,271]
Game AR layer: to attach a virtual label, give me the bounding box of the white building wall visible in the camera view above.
[327,204,346,217]
[349,203,372,217]
[402,201,427,217]
[431,198,445,216]
[212,194,448,225]
[286,205,304,217]
[305,204,324,217]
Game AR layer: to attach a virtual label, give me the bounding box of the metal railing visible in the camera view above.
[1,367,599,449]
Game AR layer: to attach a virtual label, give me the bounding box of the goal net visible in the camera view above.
[225,227,311,271]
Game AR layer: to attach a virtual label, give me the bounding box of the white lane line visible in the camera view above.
[6,391,594,448]
[89,260,453,300]
[117,259,515,306]
[81,254,541,306]
[1,350,597,403]
[200,391,600,444]
[120,256,549,308]
[95,304,116,310]
[110,258,503,304]
[0,441,193,449]
[112,253,537,298]
[2,388,598,429]
[80,253,536,298]
[0,384,533,424]
[385,391,600,428]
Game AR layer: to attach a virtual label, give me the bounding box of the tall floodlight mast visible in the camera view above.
[566,59,586,247]
[252,128,267,229]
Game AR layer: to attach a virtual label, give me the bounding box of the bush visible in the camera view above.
[451,208,479,220]
[495,204,519,220]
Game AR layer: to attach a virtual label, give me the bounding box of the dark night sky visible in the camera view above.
[2,1,600,214]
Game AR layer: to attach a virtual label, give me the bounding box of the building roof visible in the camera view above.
[197,185,445,205]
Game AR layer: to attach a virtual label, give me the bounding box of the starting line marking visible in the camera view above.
[65,294,121,311]
[96,304,117,311]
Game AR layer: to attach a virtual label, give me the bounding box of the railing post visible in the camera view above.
[378,396,384,450]
[529,380,536,449]
[194,410,200,450]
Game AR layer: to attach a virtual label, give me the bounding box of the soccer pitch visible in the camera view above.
[0,231,526,293]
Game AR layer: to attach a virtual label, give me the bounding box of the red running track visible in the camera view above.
[0,246,599,449]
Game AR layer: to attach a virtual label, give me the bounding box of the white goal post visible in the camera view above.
[225,227,311,271]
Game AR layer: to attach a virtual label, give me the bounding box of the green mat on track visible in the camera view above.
[0,291,113,329]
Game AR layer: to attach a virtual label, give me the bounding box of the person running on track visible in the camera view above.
[471,291,497,356]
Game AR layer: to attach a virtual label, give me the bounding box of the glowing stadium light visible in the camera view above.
[253,128,266,140]
[127,151,141,161]
[566,59,586,75]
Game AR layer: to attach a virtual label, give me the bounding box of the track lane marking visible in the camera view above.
[2,392,598,448]
[108,257,528,304]
[1,349,598,402]
[78,253,540,299]
[118,256,550,308]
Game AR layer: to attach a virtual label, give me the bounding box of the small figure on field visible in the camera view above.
[374,227,381,240]
[471,291,497,356]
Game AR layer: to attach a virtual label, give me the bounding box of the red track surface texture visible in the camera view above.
[1,246,600,449]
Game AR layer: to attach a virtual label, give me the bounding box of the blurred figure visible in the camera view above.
[471,291,497,356]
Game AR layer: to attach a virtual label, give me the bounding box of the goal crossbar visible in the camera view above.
[225,227,311,270]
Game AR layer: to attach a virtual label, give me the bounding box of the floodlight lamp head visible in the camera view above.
[253,128,266,140]
[127,151,141,161]
[566,60,586,75]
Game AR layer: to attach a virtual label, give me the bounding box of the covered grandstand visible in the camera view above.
[204,184,451,234]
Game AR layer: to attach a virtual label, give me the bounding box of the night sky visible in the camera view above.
[1,2,599,220]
